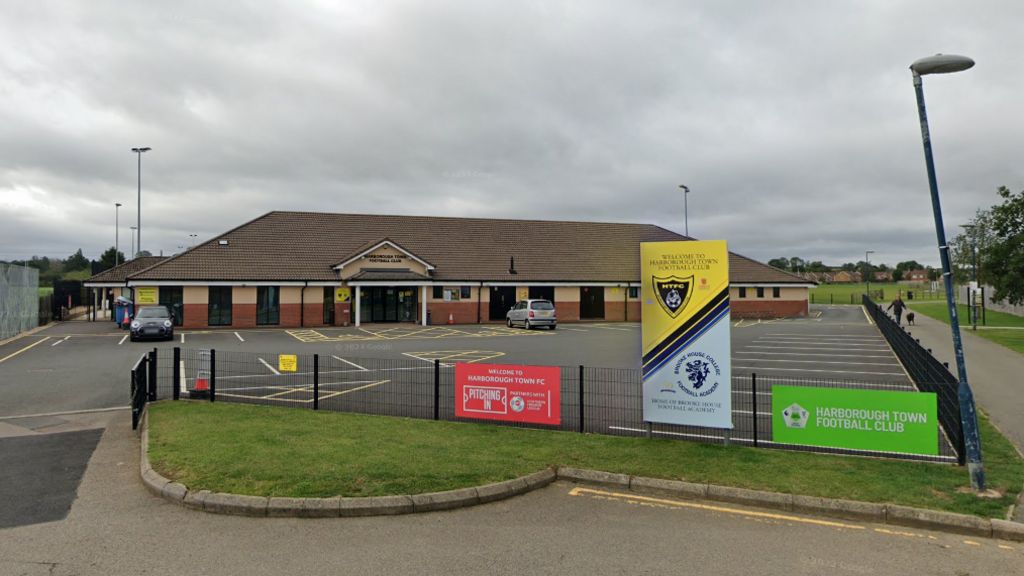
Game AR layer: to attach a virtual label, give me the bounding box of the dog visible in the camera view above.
[906,312,916,325]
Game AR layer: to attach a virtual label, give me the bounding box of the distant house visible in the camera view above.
[832,270,861,283]
[799,271,833,284]
[904,269,929,282]
[873,271,893,282]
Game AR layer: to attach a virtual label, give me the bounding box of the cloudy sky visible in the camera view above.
[2,1,1021,268]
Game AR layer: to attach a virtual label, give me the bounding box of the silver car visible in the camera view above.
[506,299,557,330]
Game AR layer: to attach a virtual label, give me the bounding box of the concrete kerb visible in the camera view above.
[556,467,1024,542]
[137,418,1023,539]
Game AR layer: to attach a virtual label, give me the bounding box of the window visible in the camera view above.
[461,286,472,299]
[433,286,443,299]
[738,287,747,298]
[257,286,279,325]
[756,287,765,298]
[208,286,232,326]
[628,286,639,298]
[772,287,780,298]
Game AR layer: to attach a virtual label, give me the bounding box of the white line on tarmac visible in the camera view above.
[0,405,130,420]
[118,335,128,346]
[332,356,368,371]
[180,333,185,344]
[565,328,589,332]
[863,306,875,325]
[733,365,910,378]
[258,357,281,375]
[734,358,900,367]
[743,345,892,353]
[0,337,51,364]
[50,336,70,347]
[736,351,895,359]
[752,340,889,349]
[765,333,882,340]
[235,332,245,342]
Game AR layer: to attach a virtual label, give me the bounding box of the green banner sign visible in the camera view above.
[771,386,938,456]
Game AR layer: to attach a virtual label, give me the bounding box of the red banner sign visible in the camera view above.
[455,363,561,425]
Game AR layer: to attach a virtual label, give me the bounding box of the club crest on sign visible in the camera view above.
[653,275,694,318]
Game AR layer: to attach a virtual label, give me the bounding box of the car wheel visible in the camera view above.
[507,318,513,328]
[550,325,556,330]
[524,320,531,330]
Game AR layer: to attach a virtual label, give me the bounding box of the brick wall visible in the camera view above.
[558,301,580,322]
[232,304,257,328]
[280,303,301,327]
[335,302,352,326]
[302,303,327,327]
[182,304,207,329]
[731,300,808,319]
[427,302,478,325]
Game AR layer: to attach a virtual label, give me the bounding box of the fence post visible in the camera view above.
[313,354,319,410]
[172,347,181,400]
[148,347,157,401]
[752,372,758,448]
[209,349,216,403]
[830,293,833,305]
[434,360,440,420]
[578,365,585,433]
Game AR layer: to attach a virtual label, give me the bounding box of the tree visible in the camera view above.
[64,249,90,271]
[136,250,153,258]
[927,268,940,282]
[982,186,1024,304]
[97,247,127,270]
[788,257,805,273]
[806,261,829,272]
[768,258,790,270]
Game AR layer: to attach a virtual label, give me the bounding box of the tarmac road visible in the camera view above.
[0,413,1020,576]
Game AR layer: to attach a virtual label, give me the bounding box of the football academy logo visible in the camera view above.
[653,275,694,318]
[672,351,721,397]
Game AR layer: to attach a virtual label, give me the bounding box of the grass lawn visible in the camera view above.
[810,283,942,305]
[909,302,1024,355]
[147,401,1023,518]
[38,286,53,296]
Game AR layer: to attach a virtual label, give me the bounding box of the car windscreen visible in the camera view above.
[137,307,169,319]
[530,301,554,310]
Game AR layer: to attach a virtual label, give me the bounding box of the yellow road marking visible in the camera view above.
[0,337,52,364]
[998,544,1015,550]
[403,350,505,364]
[335,379,390,395]
[568,487,865,530]
[963,540,981,546]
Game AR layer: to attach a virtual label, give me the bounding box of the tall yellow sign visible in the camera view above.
[641,241,732,428]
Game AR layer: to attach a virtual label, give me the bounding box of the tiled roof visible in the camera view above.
[85,256,168,284]
[348,269,431,281]
[127,211,811,285]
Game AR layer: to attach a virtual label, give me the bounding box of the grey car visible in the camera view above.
[130,305,175,341]
[506,299,557,330]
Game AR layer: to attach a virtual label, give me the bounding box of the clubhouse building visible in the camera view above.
[86,211,813,329]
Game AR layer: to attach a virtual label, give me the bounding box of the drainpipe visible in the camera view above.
[300,281,307,327]
[624,283,629,322]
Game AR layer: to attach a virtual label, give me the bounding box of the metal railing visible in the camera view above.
[863,295,964,463]
[135,347,958,462]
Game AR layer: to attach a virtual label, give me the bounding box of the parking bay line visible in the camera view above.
[118,335,128,345]
[258,357,281,375]
[235,332,245,342]
[332,355,368,371]
[743,345,893,353]
[0,337,51,363]
[737,348,897,356]
[50,336,70,347]
[752,340,890,349]
[734,358,901,367]
[733,365,908,377]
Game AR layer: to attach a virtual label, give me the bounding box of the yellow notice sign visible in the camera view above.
[278,354,298,372]
[135,287,157,305]
[334,287,351,303]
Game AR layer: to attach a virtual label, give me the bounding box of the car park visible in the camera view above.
[506,299,557,330]
[130,305,176,342]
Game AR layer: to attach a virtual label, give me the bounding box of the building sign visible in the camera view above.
[455,363,560,425]
[772,386,938,456]
[641,241,732,428]
[135,287,157,305]
[365,250,408,264]
[334,287,351,303]
[278,354,298,372]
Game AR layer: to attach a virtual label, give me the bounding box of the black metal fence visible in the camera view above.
[132,347,957,463]
[863,295,964,463]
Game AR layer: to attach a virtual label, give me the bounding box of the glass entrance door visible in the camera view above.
[361,287,418,322]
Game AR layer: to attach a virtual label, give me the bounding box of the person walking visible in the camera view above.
[887,296,907,325]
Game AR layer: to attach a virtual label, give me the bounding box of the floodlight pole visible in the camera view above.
[679,185,690,237]
[911,56,985,490]
[131,147,151,255]
[115,203,122,267]
[865,250,874,297]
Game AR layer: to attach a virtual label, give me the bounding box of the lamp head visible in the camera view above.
[910,54,974,76]
[131,147,152,153]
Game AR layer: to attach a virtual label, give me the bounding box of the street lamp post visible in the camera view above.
[130,226,137,259]
[115,203,122,267]
[910,53,985,490]
[865,250,874,297]
[131,147,151,255]
[679,185,690,237]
